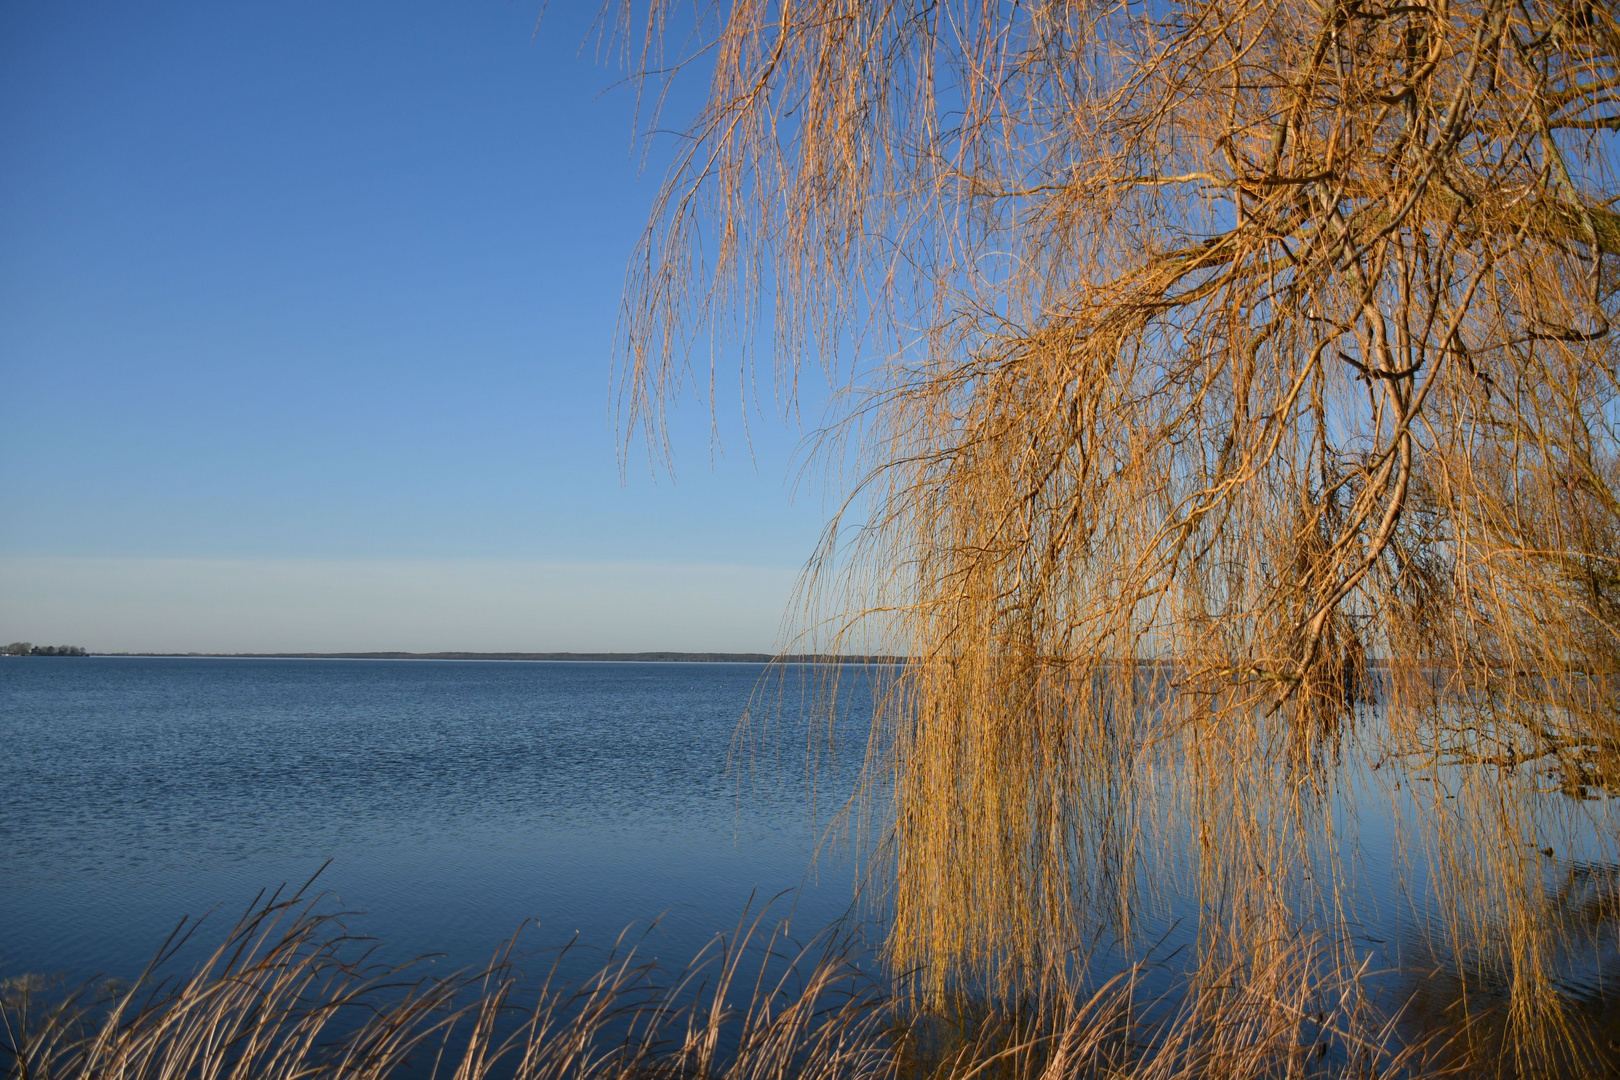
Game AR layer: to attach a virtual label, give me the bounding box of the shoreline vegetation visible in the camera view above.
[1,885,1458,1080]
[3,643,87,656]
[84,651,903,663]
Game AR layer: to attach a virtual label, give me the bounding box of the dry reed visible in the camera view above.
[1,885,1451,1080]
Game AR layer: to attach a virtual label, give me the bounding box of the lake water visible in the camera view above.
[7,655,1619,1068]
[0,657,878,986]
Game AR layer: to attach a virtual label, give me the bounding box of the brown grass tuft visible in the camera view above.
[2,886,1456,1080]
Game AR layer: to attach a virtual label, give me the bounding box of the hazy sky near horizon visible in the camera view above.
[0,2,832,652]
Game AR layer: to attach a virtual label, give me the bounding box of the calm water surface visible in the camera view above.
[9,654,1620,1057]
[1,658,875,983]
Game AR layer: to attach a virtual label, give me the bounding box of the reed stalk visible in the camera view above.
[1,887,1450,1080]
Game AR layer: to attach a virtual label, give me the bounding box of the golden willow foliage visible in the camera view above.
[619,0,1620,1070]
[3,888,1445,1080]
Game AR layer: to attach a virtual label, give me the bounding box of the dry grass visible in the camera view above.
[1,885,1461,1080]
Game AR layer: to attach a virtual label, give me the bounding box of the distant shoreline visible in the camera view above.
[89,651,903,664]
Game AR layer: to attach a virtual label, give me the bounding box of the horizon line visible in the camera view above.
[77,650,906,664]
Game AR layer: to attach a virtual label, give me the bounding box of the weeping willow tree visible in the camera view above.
[618,0,1620,1071]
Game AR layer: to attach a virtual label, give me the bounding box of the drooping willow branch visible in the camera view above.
[617,0,1620,1069]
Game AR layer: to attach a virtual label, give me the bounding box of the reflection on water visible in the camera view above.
[1547,862,1620,996]
[0,658,878,985]
[1352,857,1620,1077]
[4,658,1619,1075]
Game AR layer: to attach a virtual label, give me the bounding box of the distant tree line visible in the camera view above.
[4,642,87,656]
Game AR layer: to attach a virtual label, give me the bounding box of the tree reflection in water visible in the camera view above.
[1386,861,1620,1078]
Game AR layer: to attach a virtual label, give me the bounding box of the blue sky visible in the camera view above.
[0,2,831,651]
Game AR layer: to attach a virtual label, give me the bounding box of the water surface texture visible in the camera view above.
[9,655,1619,1038]
[1,658,874,982]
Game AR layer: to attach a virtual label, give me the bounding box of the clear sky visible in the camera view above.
[0,1,831,652]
